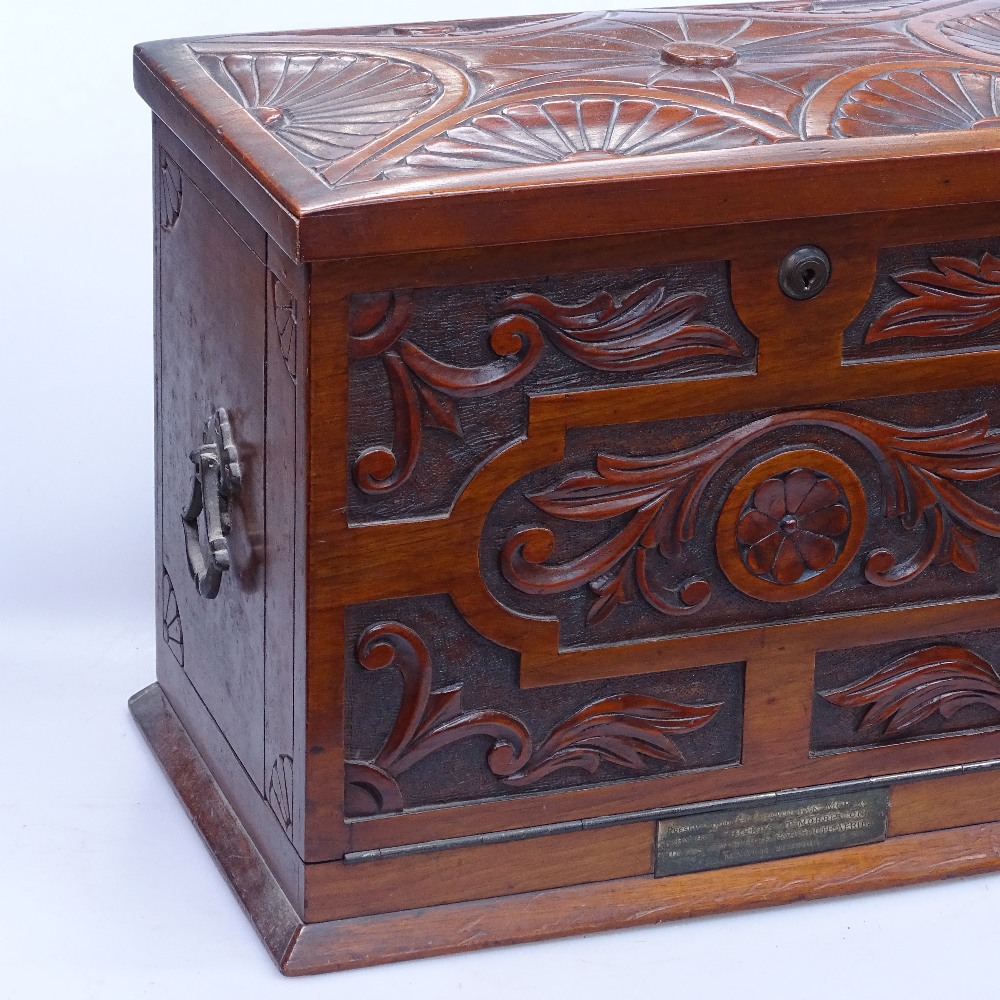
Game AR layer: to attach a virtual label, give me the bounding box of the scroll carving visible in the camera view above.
[865,252,1000,345]
[344,621,724,816]
[349,276,749,500]
[499,408,1000,626]
[161,568,184,667]
[820,644,1000,737]
[349,291,544,495]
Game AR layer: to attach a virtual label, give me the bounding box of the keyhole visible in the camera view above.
[778,246,831,300]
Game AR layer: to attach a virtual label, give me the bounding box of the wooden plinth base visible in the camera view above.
[130,682,1000,976]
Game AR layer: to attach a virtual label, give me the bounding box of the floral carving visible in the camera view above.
[199,52,441,168]
[344,622,722,815]
[865,252,1000,344]
[268,754,294,831]
[821,644,1000,736]
[161,569,183,667]
[392,97,774,176]
[350,278,746,497]
[271,275,297,380]
[349,291,544,495]
[499,409,1000,625]
[158,150,182,231]
[496,280,743,371]
[833,68,1000,137]
[736,469,850,585]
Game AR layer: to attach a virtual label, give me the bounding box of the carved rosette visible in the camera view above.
[495,407,1000,627]
[161,568,184,667]
[820,643,1000,738]
[717,451,865,602]
[344,620,726,816]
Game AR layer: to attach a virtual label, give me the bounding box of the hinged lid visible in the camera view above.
[135,0,1000,261]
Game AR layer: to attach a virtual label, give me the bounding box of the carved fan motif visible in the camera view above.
[268,754,294,831]
[942,9,1000,55]
[392,97,773,175]
[201,52,441,166]
[834,68,1000,136]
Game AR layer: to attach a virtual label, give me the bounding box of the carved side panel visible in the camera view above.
[344,595,744,816]
[845,238,1000,361]
[812,630,1000,753]
[482,388,1000,650]
[348,262,755,523]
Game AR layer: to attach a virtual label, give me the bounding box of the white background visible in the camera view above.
[1,0,997,996]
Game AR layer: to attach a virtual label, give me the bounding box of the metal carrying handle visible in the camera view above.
[181,407,242,599]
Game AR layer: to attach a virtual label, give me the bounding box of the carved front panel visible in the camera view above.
[845,238,1000,362]
[813,629,1000,753]
[344,595,744,816]
[348,262,755,522]
[482,388,1000,649]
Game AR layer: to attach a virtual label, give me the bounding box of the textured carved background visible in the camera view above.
[348,261,754,523]
[813,628,1000,752]
[189,1,1000,190]
[344,594,744,814]
[482,387,1000,650]
[844,237,1000,361]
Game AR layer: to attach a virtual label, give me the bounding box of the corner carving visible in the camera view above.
[271,275,298,381]
[158,150,182,231]
[161,568,184,667]
[268,754,294,832]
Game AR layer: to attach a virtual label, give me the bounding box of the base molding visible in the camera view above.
[131,681,1000,976]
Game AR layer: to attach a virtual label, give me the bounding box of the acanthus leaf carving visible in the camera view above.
[350,278,746,498]
[820,644,1000,735]
[344,621,722,815]
[865,252,1000,344]
[497,281,743,371]
[499,408,1000,624]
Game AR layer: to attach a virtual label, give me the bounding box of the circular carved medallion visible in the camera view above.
[661,42,738,68]
[716,449,866,603]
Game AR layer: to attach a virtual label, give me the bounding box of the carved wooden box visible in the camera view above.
[132,0,1000,975]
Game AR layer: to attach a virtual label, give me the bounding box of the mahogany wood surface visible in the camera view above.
[131,679,1000,975]
[135,0,1000,975]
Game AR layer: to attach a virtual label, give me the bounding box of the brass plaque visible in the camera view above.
[654,788,889,877]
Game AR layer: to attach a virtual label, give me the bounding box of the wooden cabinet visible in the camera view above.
[132,0,1000,974]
